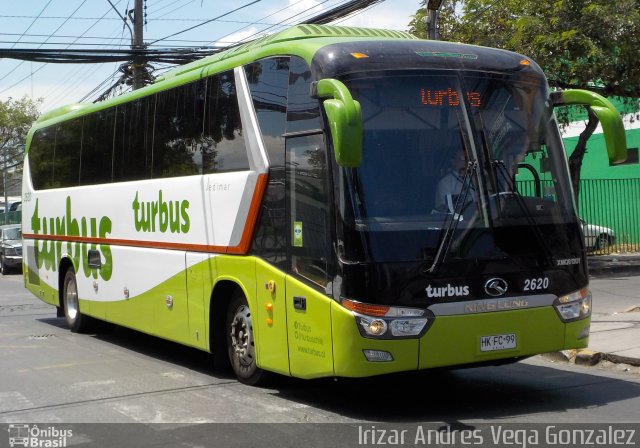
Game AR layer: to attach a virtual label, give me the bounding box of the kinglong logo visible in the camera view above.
[465,298,529,313]
[30,197,112,280]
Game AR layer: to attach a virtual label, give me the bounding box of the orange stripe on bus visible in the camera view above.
[23,172,270,256]
[227,172,268,254]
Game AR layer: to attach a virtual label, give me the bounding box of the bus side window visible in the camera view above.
[52,119,82,188]
[202,70,249,173]
[81,109,115,185]
[152,83,204,178]
[113,97,153,182]
[285,57,331,286]
[246,57,290,267]
[28,127,55,190]
[286,56,321,134]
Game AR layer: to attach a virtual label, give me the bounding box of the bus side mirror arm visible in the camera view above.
[550,89,627,165]
[311,79,363,168]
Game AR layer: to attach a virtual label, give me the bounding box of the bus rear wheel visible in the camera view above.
[62,268,93,333]
[226,290,267,386]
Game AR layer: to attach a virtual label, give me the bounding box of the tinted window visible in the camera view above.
[113,97,153,182]
[286,57,321,134]
[247,57,290,266]
[81,108,115,185]
[51,119,82,188]
[152,81,205,178]
[246,57,289,166]
[287,133,330,286]
[28,127,55,190]
[202,70,248,173]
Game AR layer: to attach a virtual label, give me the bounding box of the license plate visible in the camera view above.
[480,333,517,352]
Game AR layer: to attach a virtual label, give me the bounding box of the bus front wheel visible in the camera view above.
[62,268,93,333]
[226,290,267,385]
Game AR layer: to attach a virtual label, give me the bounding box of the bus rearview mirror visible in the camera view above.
[312,78,363,168]
[551,89,627,165]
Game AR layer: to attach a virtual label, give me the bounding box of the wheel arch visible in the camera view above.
[58,257,76,307]
[209,279,247,366]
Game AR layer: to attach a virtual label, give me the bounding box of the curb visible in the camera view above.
[587,256,640,277]
[543,349,640,368]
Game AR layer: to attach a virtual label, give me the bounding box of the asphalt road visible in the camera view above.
[1,273,639,446]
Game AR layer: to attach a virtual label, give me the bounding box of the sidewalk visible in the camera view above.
[562,254,640,367]
[587,253,640,277]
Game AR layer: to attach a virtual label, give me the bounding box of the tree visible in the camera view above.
[0,96,40,209]
[408,0,640,203]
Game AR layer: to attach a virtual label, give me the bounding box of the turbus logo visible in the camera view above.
[426,284,470,298]
[132,190,190,234]
[30,197,112,280]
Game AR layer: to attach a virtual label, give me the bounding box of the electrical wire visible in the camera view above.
[148,0,261,45]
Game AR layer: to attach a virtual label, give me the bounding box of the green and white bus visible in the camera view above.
[22,25,626,384]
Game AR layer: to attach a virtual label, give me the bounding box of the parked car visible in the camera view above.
[0,224,22,275]
[581,219,615,251]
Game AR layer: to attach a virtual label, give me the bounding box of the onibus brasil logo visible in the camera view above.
[8,424,72,447]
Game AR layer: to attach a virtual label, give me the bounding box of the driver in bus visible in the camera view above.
[434,148,473,213]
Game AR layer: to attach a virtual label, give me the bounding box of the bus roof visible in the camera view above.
[30,24,536,130]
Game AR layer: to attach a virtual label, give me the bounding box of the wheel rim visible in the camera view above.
[597,235,609,249]
[229,305,254,367]
[65,277,79,320]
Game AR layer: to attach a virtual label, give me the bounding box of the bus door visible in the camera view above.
[284,133,334,379]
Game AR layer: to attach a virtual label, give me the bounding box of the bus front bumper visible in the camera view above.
[330,302,590,378]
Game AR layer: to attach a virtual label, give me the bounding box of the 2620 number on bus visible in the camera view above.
[480,333,517,352]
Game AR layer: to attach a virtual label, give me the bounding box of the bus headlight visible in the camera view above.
[342,298,434,339]
[554,288,592,322]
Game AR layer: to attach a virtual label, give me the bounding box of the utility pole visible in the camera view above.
[3,147,7,225]
[130,0,145,89]
[426,0,444,40]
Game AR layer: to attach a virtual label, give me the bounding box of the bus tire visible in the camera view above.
[595,234,612,251]
[226,290,267,386]
[62,267,93,333]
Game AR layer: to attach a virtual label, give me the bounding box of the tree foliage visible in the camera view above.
[409,0,640,97]
[408,0,640,202]
[0,96,41,195]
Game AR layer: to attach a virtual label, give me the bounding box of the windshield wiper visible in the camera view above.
[424,160,477,274]
[491,159,554,268]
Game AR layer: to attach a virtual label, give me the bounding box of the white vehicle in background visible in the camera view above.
[581,219,615,251]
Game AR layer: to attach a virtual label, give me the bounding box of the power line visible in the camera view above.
[202,0,328,50]
[0,48,219,64]
[9,0,54,49]
[148,0,261,45]
[0,1,125,96]
[0,15,276,24]
[306,0,384,25]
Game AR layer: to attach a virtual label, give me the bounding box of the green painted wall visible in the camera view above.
[562,98,640,249]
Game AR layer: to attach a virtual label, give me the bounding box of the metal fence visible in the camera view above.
[577,178,640,254]
[518,178,640,254]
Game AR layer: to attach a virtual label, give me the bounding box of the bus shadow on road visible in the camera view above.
[268,361,640,422]
[37,316,640,422]
[37,316,236,380]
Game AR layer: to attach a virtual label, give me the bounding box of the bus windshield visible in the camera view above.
[336,70,579,264]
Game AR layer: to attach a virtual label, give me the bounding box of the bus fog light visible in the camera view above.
[363,349,394,362]
[358,316,388,336]
[389,318,428,337]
